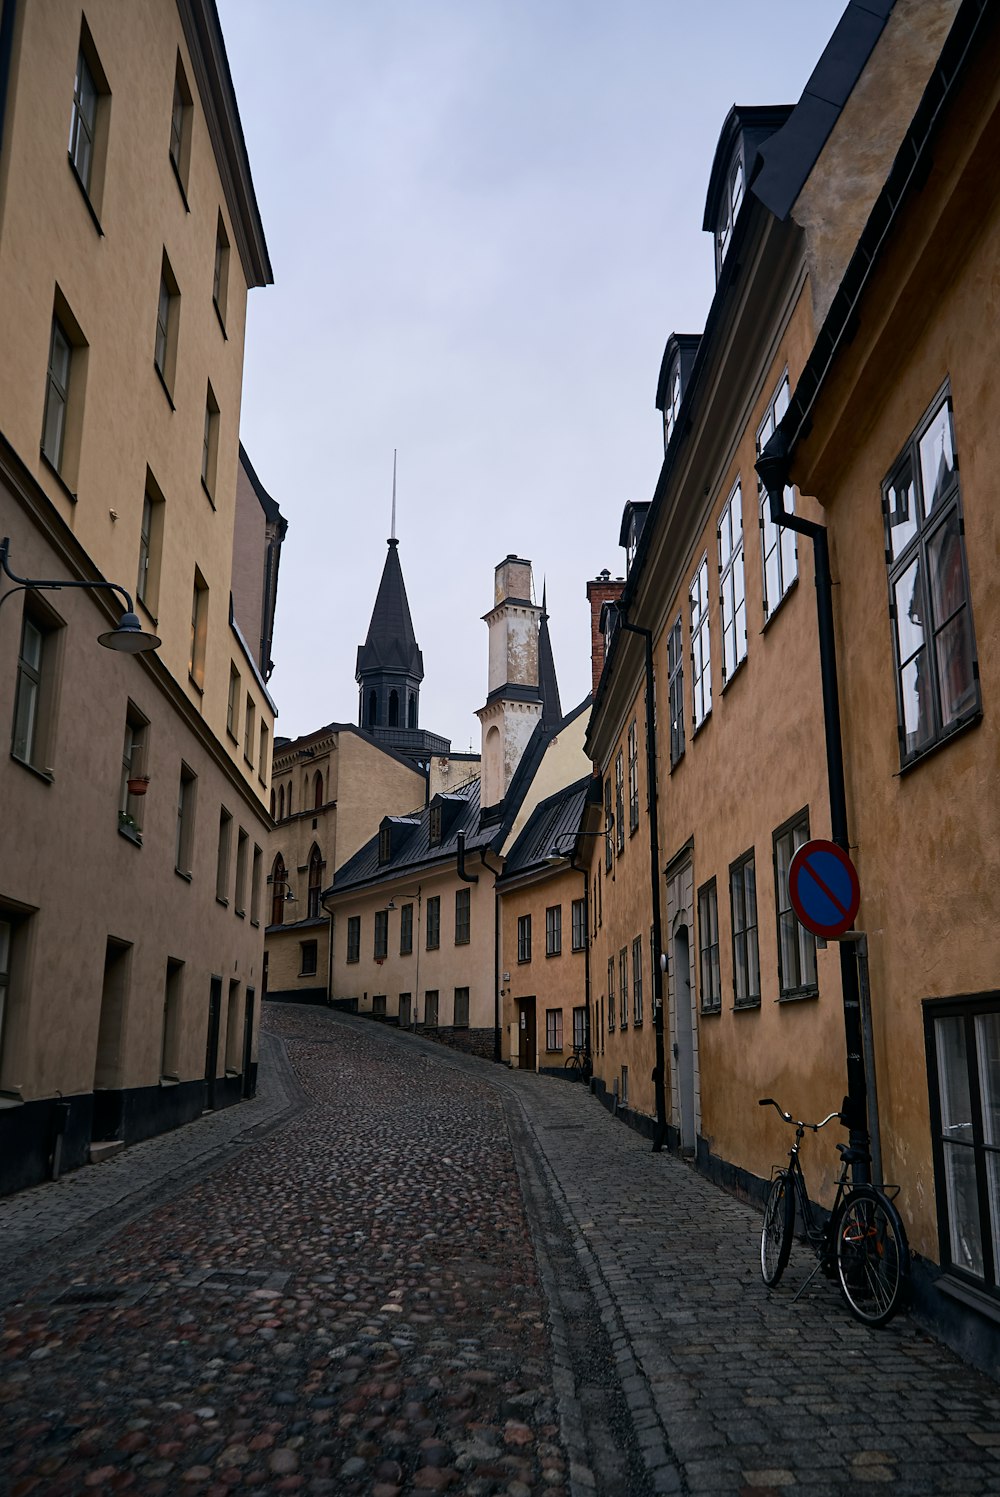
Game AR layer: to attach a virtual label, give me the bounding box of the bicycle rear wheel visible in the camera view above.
[834,1185,908,1326]
[761,1171,795,1286]
[563,1055,582,1081]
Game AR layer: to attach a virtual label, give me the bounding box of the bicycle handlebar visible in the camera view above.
[758,1098,841,1131]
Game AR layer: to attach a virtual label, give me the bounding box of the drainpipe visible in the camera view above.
[456,830,479,883]
[0,0,17,170]
[617,617,667,1152]
[321,890,335,1005]
[481,848,503,1063]
[755,434,869,1176]
[568,852,592,1071]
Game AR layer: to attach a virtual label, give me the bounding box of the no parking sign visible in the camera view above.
[788,839,861,939]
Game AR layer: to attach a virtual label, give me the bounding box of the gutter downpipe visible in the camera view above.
[568,851,593,1072]
[320,891,335,1005]
[456,830,479,884]
[755,434,869,1178]
[618,616,668,1152]
[480,848,503,1063]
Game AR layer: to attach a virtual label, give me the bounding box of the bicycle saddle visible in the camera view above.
[836,1143,869,1164]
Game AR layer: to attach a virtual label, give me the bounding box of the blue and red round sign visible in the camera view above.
[788,839,861,939]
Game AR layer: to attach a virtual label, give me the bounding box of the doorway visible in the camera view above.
[518,997,537,1071]
[205,976,222,1110]
[673,926,695,1153]
[241,986,255,1099]
[93,937,132,1141]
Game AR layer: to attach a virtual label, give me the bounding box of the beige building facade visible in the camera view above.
[0,0,277,1192]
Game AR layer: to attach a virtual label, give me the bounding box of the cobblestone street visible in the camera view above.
[2,1005,1000,1497]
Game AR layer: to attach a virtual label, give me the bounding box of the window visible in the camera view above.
[690,559,712,730]
[68,28,109,214]
[572,1006,586,1050]
[154,252,180,398]
[619,948,628,1029]
[883,388,980,764]
[757,375,799,619]
[225,980,242,1072]
[607,958,615,1031]
[604,779,613,871]
[136,472,165,617]
[545,905,561,957]
[719,481,747,683]
[429,804,442,846]
[161,958,184,1079]
[664,362,682,451]
[175,763,196,876]
[426,896,440,950]
[41,296,88,486]
[374,909,388,959]
[202,384,220,501]
[373,994,387,1017]
[632,936,643,1025]
[517,914,531,963]
[546,1009,563,1051]
[698,879,721,1013]
[189,569,208,688]
[168,54,193,197]
[424,990,439,1027]
[213,213,230,329]
[925,995,1000,1295]
[307,846,322,920]
[571,899,586,952]
[379,825,392,865]
[454,987,470,1028]
[244,696,255,763]
[250,844,262,925]
[300,941,318,978]
[227,664,240,738]
[216,807,232,903]
[235,828,248,916]
[11,601,62,773]
[627,721,639,832]
[774,812,817,998]
[614,751,625,854]
[277,784,284,821]
[730,851,760,1008]
[400,903,413,955]
[716,149,745,273]
[455,887,471,945]
[314,770,323,809]
[270,855,287,926]
[399,993,411,1026]
[259,723,269,783]
[118,703,149,840]
[667,616,684,767]
[346,915,360,963]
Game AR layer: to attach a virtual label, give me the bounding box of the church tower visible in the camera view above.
[476,555,561,809]
[356,535,424,733]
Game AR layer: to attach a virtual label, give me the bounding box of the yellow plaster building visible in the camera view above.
[0,0,277,1192]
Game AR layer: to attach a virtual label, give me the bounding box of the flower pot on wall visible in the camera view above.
[127,775,151,796]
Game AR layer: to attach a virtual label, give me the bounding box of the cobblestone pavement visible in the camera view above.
[2,1006,1000,1497]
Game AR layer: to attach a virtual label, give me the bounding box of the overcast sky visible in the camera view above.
[218,0,846,749]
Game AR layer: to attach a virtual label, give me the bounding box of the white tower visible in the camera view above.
[476,555,542,808]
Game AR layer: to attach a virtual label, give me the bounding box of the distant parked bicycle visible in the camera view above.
[564,1045,592,1082]
[758,1097,910,1326]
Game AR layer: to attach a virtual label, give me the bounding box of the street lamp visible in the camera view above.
[0,536,161,652]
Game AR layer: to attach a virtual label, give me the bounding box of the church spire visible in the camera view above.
[356,460,424,733]
[538,579,562,729]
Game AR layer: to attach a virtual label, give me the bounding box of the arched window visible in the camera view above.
[277,784,284,820]
[314,770,323,809]
[388,689,399,727]
[270,788,276,819]
[408,694,417,729]
[367,689,377,728]
[271,854,287,926]
[287,780,293,815]
[307,845,323,919]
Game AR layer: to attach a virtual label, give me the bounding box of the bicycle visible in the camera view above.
[758,1097,910,1326]
[564,1045,592,1082]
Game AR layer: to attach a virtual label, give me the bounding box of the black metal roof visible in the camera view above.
[356,539,424,681]
[538,586,562,730]
[327,777,488,897]
[238,443,286,532]
[499,774,593,880]
[702,104,794,233]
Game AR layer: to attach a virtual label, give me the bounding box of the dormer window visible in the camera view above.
[429,804,442,846]
[664,365,682,451]
[378,826,391,864]
[717,151,745,272]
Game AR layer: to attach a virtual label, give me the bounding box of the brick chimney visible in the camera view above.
[586,569,626,697]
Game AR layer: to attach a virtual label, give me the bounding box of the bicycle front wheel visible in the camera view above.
[761,1171,795,1287]
[563,1055,581,1080]
[834,1185,908,1326]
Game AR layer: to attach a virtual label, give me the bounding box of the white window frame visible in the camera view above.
[757,373,799,619]
[718,480,747,683]
[689,557,712,731]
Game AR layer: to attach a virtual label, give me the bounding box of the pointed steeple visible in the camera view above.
[538,580,562,730]
[356,464,424,732]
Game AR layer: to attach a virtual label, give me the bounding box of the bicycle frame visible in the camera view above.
[780,1125,852,1301]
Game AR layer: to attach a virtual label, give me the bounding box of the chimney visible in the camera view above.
[586,569,626,697]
